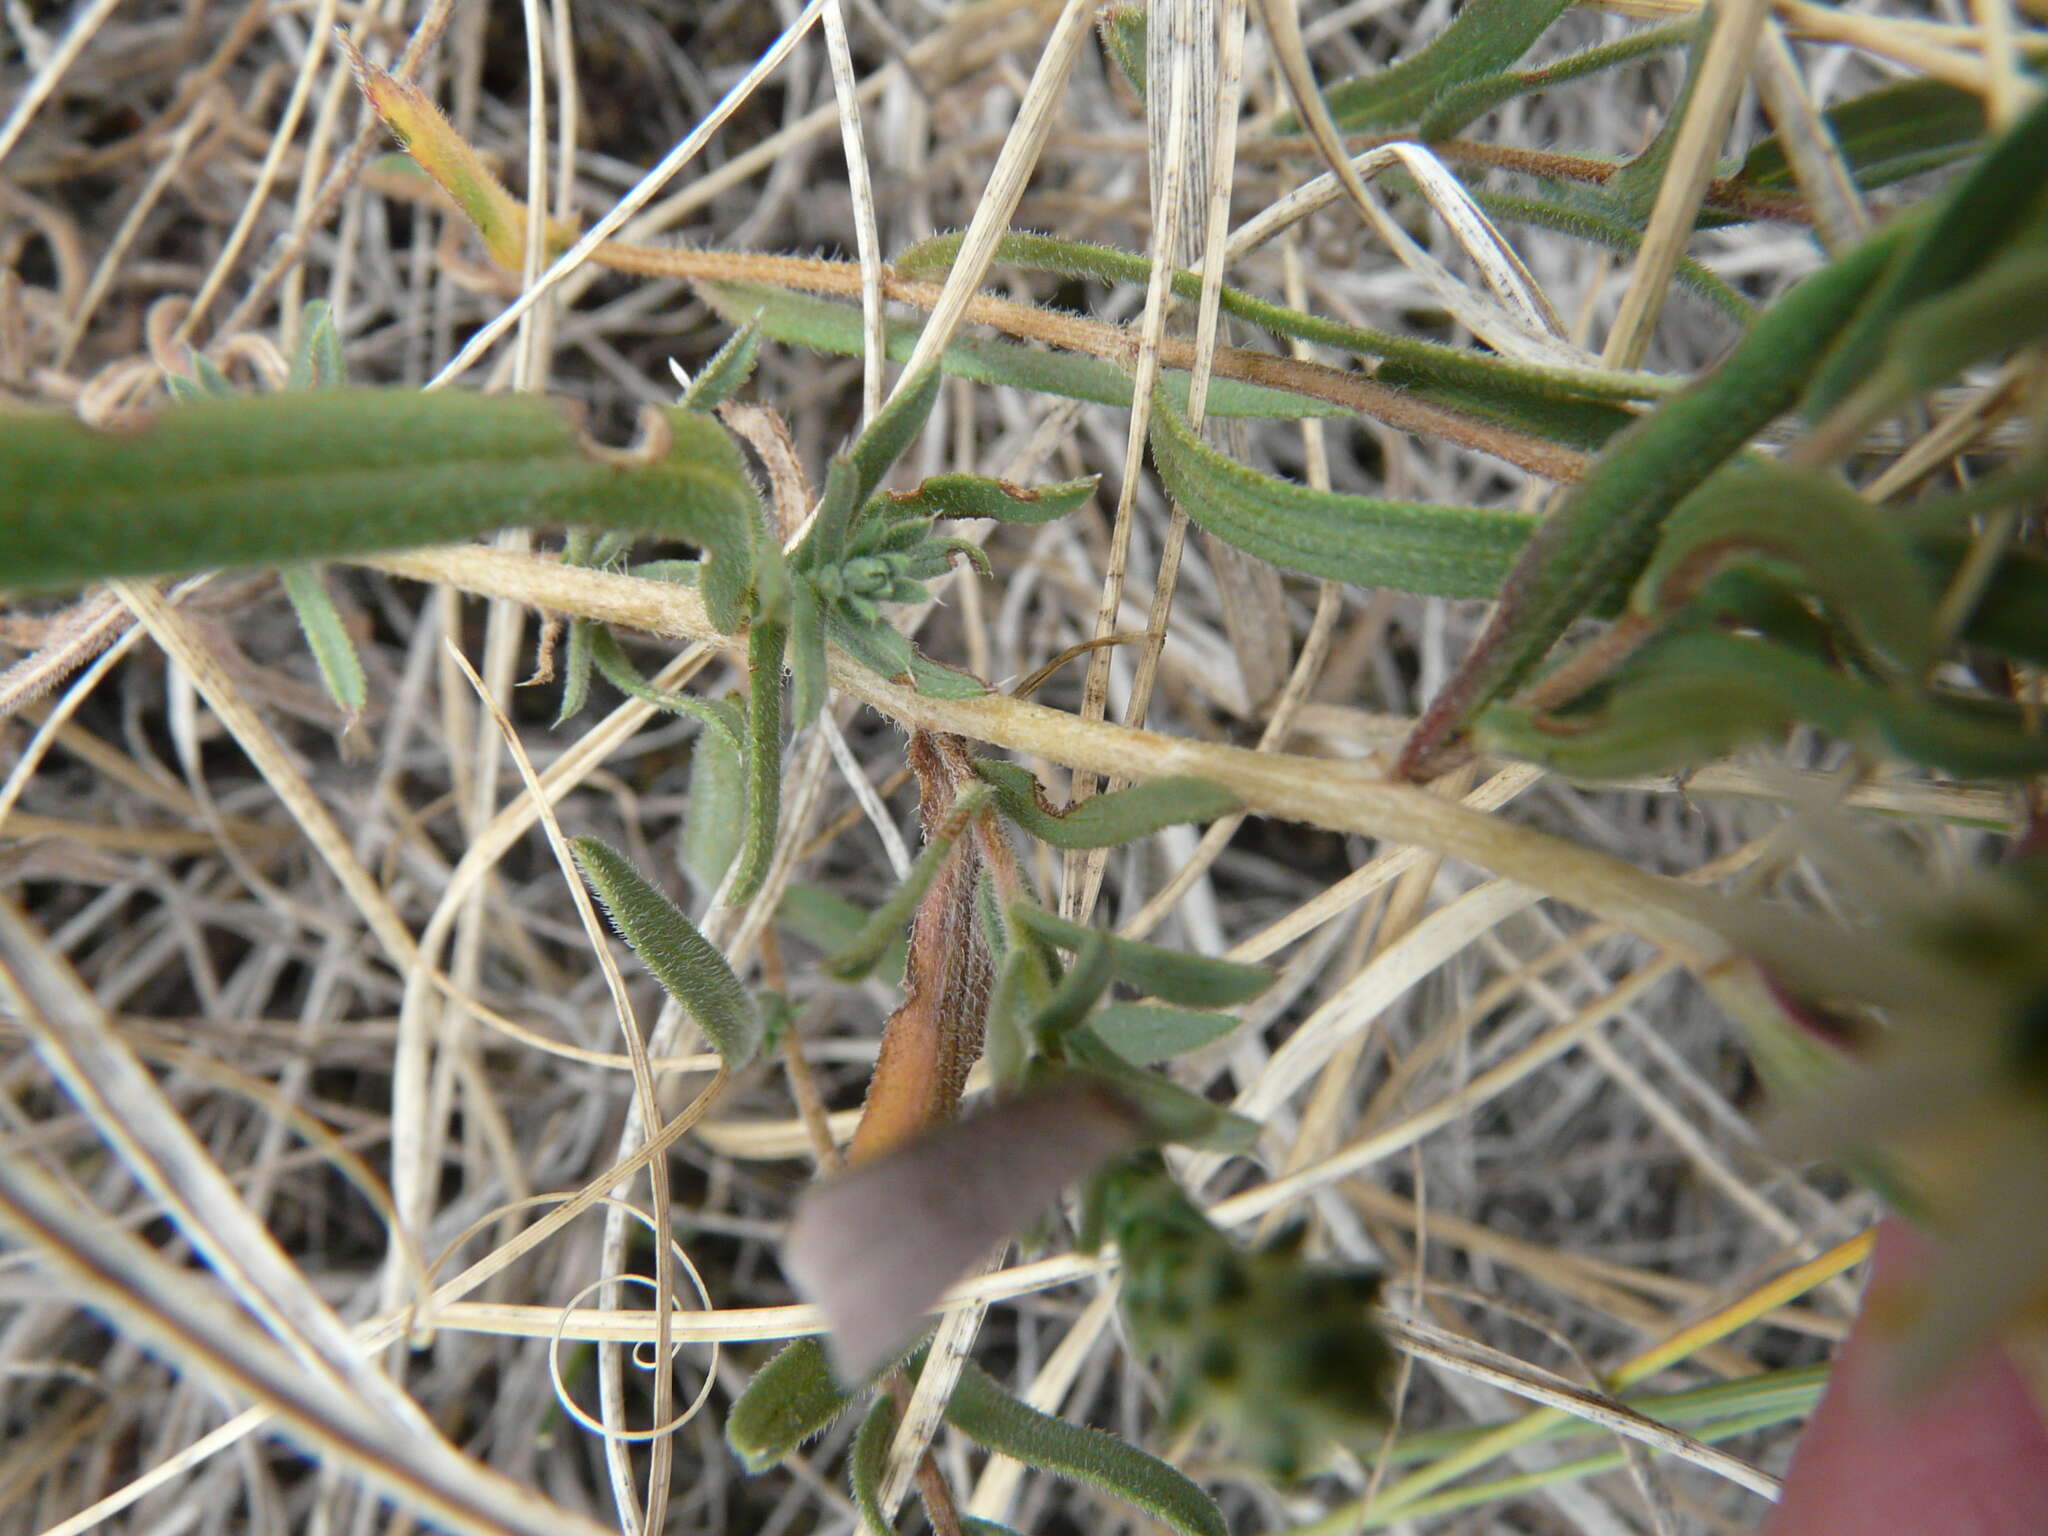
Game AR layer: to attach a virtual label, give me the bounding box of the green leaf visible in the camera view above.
[944,1360,1226,1536]
[1403,213,1911,767]
[1011,903,1271,1008]
[1738,75,1991,195]
[1305,0,1571,133]
[974,759,1241,850]
[824,782,994,981]
[700,279,1351,420]
[586,624,750,743]
[1416,19,1694,138]
[1149,387,1537,600]
[1059,1040,1258,1153]
[569,836,761,1069]
[778,883,909,982]
[726,619,788,907]
[678,321,763,410]
[1807,90,2048,418]
[555,611,594,724]
[1026,929,1115,1047]
[1098,3,1147,97]
[680,696,749,894]
[850,1394,897,1536]
[808,368,943,567]
[1089,1004,1239,1064]
[278,563,367,715]
[287,299,346,391]
[787,575,829,731]
[899,230,1677,404]
[0,391,764,633]
[1476,633,2048,781]
[1880,248,2048,398]
[724,1338,854,1473]
[1635,458,1935,672]
[874,472,1099,525]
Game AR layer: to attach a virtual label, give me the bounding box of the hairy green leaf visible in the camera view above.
[850,1394,896,1536]
[724,1337,853,1473]
[287,300,346,391]
[586,624,750,743]
[1807,90,2048,417]
[1417,20,1693,138]
[1738,75,1991,195]
[1881,248,2048,398]
[1306,0,1570,132]
[1061,1038,1259,1152]
[0,391,763,632]
[680,696,749,893]
[1011,903,1271,1008]
[678,321,763,410]
[1090,1004,1240,1064]
[944,1359,1225,1536]
[1150,387,1537,599]
[897,230,1678,404]
[726,619,788,907]
[569,836,760,1068]
[702,279,1350,419]
[876,472,1099,525]
[279,563,367,715]
[1027,930,1115,1046]
[1477,633,2048,781]
[1098,3,1147,96]
[974,759,1241,850]
[1636,459,1935,671]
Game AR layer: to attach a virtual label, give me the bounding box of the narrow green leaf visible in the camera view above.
[680,696,749,894]
[569,836,761,1069]
[1807,90,2048,417]
[1477,633,2048,781]
[726,619,788,907]
[875,472,1099,525]
[944,1359,1226,1536]
[1011,903,1271,1008]
[554,614,594,724]
[808,368,943,567]
[279,563,368,715]
[1417,20,1694,138]
[0,391,763,633]
[678,321,763,410]
[1635,459,1935,671]
[1306,0,1571,133]
[1403,213,1910,769]
[986,936,1056,1087]
[898,230,1679,404]
[787,575,829,731]
[724,1338,853,1473]
[824,782,994,981]
[974,759,1241,850]
[1027,929,1115,1046]
[1881,248,2048,397]
[287,299,346,391]
[1149,387,1537,600]
[703,279,1351,419]
[1090,1004,1239,1064]
[1738,75,1991,195]
[1098,3,1147,97]
[586,625,750,743]
[850,1394,897,1536]
[778,883,908,982]
[1060,1040,1259,1153]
